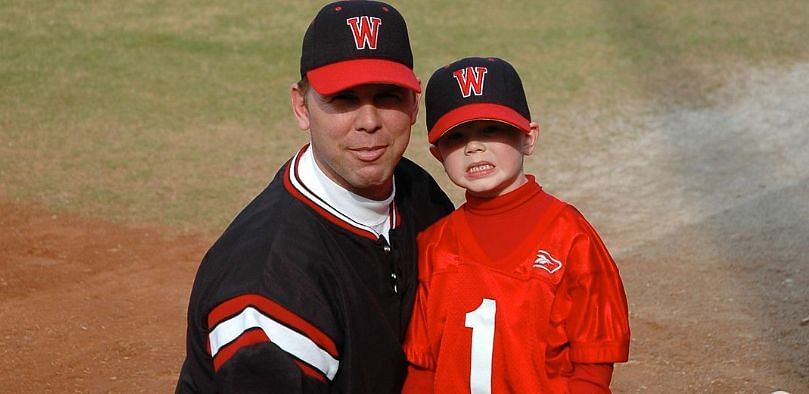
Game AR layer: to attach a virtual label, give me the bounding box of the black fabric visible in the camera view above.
[425,57,531,132]
[300,1,414,76]
[177,155,453,393]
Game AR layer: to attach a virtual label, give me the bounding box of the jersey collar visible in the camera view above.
[283,145,400,241]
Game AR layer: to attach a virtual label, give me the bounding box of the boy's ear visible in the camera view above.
[521,121,540,155]
[290,82,310,130]
[429,144,443,162]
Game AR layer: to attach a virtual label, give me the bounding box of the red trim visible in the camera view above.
[428,103,531,144]
[208,293,338,357]
[212,328,268,371]
[211,326,333,382]
[282,146,382,241]
[391,203,401,228]
[307,58,420,95]
[294,360,328,383]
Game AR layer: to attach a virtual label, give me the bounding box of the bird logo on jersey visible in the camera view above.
[346,16,382,50]
[452,66,488,98]
[533,250,562,274]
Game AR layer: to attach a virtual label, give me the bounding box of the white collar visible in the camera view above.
[296,145,394,241]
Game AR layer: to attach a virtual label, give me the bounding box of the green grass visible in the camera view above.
[2,0,808,231]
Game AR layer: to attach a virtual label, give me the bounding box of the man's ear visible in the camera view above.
[290,82,310,130]
[429,144,443,162]
[409,79,422,125]
[521,121,540,155]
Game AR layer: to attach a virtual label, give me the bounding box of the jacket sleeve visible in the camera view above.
[211,293,339,392]
[177,232,342,393]
[177,289,338,393]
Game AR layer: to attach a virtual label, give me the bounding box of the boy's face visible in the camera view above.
[431,120,538,198]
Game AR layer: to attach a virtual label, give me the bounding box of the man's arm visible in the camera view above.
[178,293,337,393]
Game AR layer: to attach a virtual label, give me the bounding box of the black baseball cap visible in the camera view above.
[426,57,531,144]
[300,1,420,95]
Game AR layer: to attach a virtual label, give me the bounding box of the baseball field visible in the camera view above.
[1,1,808,392]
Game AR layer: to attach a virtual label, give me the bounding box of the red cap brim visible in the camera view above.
[428,103,531,144]
[307,58,421,95]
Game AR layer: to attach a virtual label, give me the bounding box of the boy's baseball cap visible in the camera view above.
[426,57,531,144]
[300,1,420,95]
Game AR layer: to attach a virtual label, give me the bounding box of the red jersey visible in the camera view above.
[403,182,630,393]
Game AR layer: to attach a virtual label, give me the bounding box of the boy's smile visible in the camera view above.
[467,161,496,177]
[432,120,538,198]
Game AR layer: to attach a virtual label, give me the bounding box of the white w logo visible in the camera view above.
[452,66,488,98]
[346,16,382,50]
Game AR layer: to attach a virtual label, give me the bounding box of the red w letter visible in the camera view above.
[452,67,488,97]
[346,16,382,50]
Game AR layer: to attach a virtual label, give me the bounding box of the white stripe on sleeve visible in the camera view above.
[208,306,340,380]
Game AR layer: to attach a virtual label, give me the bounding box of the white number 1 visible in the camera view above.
[465,298,496,394]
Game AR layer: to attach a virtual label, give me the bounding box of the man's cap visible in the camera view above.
[426,57,531,144]
[300,1,420,95]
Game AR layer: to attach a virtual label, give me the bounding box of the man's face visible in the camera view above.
[292,83,418,200]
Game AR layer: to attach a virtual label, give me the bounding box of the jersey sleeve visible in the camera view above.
[547,209,630,365]
[568,363,614,393]
[403,278,436,369]
[402,364,436,394]
[402,229,439,371]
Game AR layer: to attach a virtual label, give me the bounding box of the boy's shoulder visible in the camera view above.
[416,188,596,242]
[416,205,464,244]
[549,198,602,238]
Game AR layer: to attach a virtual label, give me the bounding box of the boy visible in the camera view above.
[402,57,630,393]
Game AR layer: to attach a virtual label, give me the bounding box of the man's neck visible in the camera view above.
[310,152,393,201]
[297,145,395,240]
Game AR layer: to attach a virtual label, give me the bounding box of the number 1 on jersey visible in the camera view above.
[465,298,496,394]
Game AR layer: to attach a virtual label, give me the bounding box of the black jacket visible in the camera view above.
[177,148,453,393]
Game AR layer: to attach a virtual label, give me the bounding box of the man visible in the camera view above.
[176,1,453,392]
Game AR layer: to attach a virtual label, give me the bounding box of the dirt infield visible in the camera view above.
[0,199,212,392]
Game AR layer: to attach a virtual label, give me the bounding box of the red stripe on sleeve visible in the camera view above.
[294,360,328,383]
[212,328,269,371]
[208,293,338,358]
